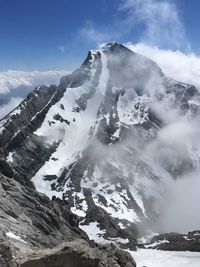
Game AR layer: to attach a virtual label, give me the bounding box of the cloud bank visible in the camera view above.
[0,97,23,119]
[0,70,68,94]
[160,172,200,233]
[0,70,69,119]
[127,43,200,88]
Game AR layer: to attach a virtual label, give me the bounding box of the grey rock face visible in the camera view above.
[0,232,16,267]
[0,233,136,267]
[0,171,88,250]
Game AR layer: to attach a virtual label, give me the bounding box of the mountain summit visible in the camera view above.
[0,43,200,264]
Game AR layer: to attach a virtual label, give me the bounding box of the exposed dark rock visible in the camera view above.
[145,231,200,252]
[0,171,88,250]
[0,159,14,178]
[53,113,70,125]
[60,103,65,110]
[43,174,57,181]
[0,232,16,267]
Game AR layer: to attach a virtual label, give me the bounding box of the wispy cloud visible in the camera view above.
[79,21,116,44]
[120,0,186,48]
[79,0,187,49]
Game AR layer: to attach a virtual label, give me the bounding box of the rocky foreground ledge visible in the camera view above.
[0,233,135,267]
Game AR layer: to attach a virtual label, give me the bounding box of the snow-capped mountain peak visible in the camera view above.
[1,43,200,249]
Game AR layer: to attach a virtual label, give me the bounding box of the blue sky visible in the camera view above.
[0,0,200,71]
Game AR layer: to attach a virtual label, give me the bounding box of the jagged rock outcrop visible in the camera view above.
[0,170,88,250]
[18,240,136,267]
[0,232,136,267]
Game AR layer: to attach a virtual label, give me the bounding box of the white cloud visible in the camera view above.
[120,0,186,48]
[126,43,200,88]
[123,42,200,232]
[160,171,200,233]
[0,97,23,119]
[0,70,68,94]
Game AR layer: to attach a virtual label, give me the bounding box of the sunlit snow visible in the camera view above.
[130,249,200,267]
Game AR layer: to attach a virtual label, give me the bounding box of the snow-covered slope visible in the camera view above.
[1,42,200,249]
[130,249,200,267]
